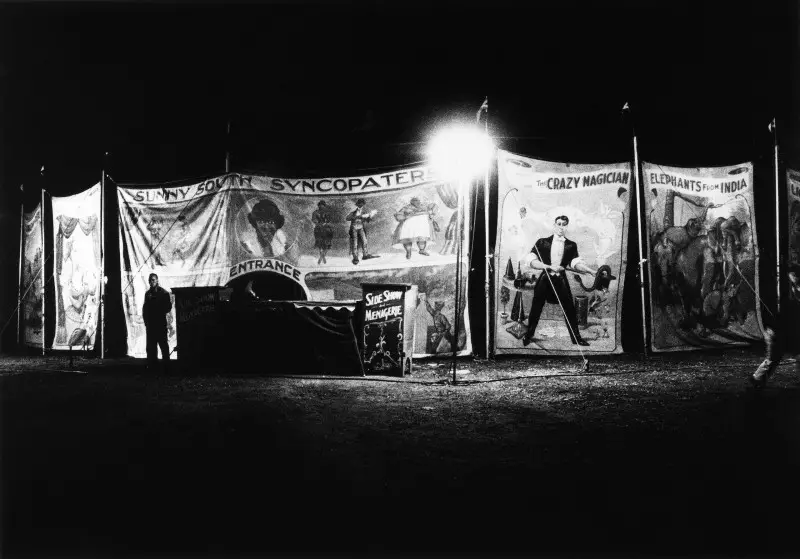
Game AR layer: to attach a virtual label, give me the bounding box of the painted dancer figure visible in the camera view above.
[346,199,378,265]
[750,264,800,388]
[311,200,334,265]
[393,197,438,259]
[521,215,596,347]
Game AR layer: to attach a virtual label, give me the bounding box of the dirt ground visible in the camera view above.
[2,348,800,558]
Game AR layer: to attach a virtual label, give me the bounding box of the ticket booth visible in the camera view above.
[174,285,364,375]
[361,282,417,376]
[173,287,224,367]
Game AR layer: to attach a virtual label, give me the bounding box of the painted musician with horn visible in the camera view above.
[520,214,597,347]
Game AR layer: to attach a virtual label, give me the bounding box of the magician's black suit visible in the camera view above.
[522,235,587,346]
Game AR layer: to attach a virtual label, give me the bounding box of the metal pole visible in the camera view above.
[100,167,106,359]
[482,100,492,359]
[453,178,464,384]
[225,120,231,174]
[772,119,781,315]
[41,187,46,356]
[17,185,24,349]
[630,120,649,356]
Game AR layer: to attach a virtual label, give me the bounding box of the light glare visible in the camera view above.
[428,126,494,181]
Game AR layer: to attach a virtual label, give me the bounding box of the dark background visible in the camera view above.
[1,0,798,353]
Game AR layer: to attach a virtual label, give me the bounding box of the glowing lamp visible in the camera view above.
[428,126,494,181]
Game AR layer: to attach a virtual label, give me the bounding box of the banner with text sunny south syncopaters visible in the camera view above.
[117,168,472,359]
[494,150,631,355]
[643,162,763,352]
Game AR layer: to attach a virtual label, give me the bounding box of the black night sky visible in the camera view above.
[0,0,798,348]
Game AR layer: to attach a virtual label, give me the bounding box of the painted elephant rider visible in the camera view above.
[706,215,746,287]
[392,197,439,259]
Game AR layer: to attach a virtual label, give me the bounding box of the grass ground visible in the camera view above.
[2,349,799,558]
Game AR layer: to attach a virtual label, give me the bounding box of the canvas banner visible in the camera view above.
[21,204,44,347]
[118,169,471,359]
[643,162,762,352]
[494,150,631,355]
[52,184,102,350]
[788,168,800,267]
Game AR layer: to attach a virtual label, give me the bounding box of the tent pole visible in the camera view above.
[17,185,24,350]
[625,103,649,357]
[41,187,46,357]
[453,178,464,384]
[225,120,231,174]
[772,119,781,315]
[479,98,492,359]
[100,167,106,359]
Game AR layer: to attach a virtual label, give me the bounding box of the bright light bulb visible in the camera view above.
[428,126,494,181]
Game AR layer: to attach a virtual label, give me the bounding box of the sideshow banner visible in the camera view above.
[494,150,631,355]
[21,204,43,347]
[118,169,471,359]
[643,162,762,352]
[52,184,102,350]
[789,169,800,267]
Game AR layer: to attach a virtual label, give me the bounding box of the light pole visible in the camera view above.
[428,125,494,383]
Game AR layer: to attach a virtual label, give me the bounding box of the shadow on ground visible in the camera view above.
[2,350,799,557]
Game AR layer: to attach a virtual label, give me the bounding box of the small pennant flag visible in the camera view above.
[768,118,776,133]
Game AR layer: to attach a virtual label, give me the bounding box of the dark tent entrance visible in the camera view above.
[175,270,365,375]
[225,270,308,302]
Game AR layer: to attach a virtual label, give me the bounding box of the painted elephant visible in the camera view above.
[653,224,752,331]
[697,264,754,334]
[790,201,800,265]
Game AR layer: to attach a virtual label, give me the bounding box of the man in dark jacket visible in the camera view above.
[522,215,596,347]
[143,273,172,373]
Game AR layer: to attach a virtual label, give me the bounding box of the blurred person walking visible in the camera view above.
[750,263,800,388]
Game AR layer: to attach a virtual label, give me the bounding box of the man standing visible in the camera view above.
[750,263,800,388]
[143,273,172,373]
[346,199,378,265]
[522,215,596,347]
